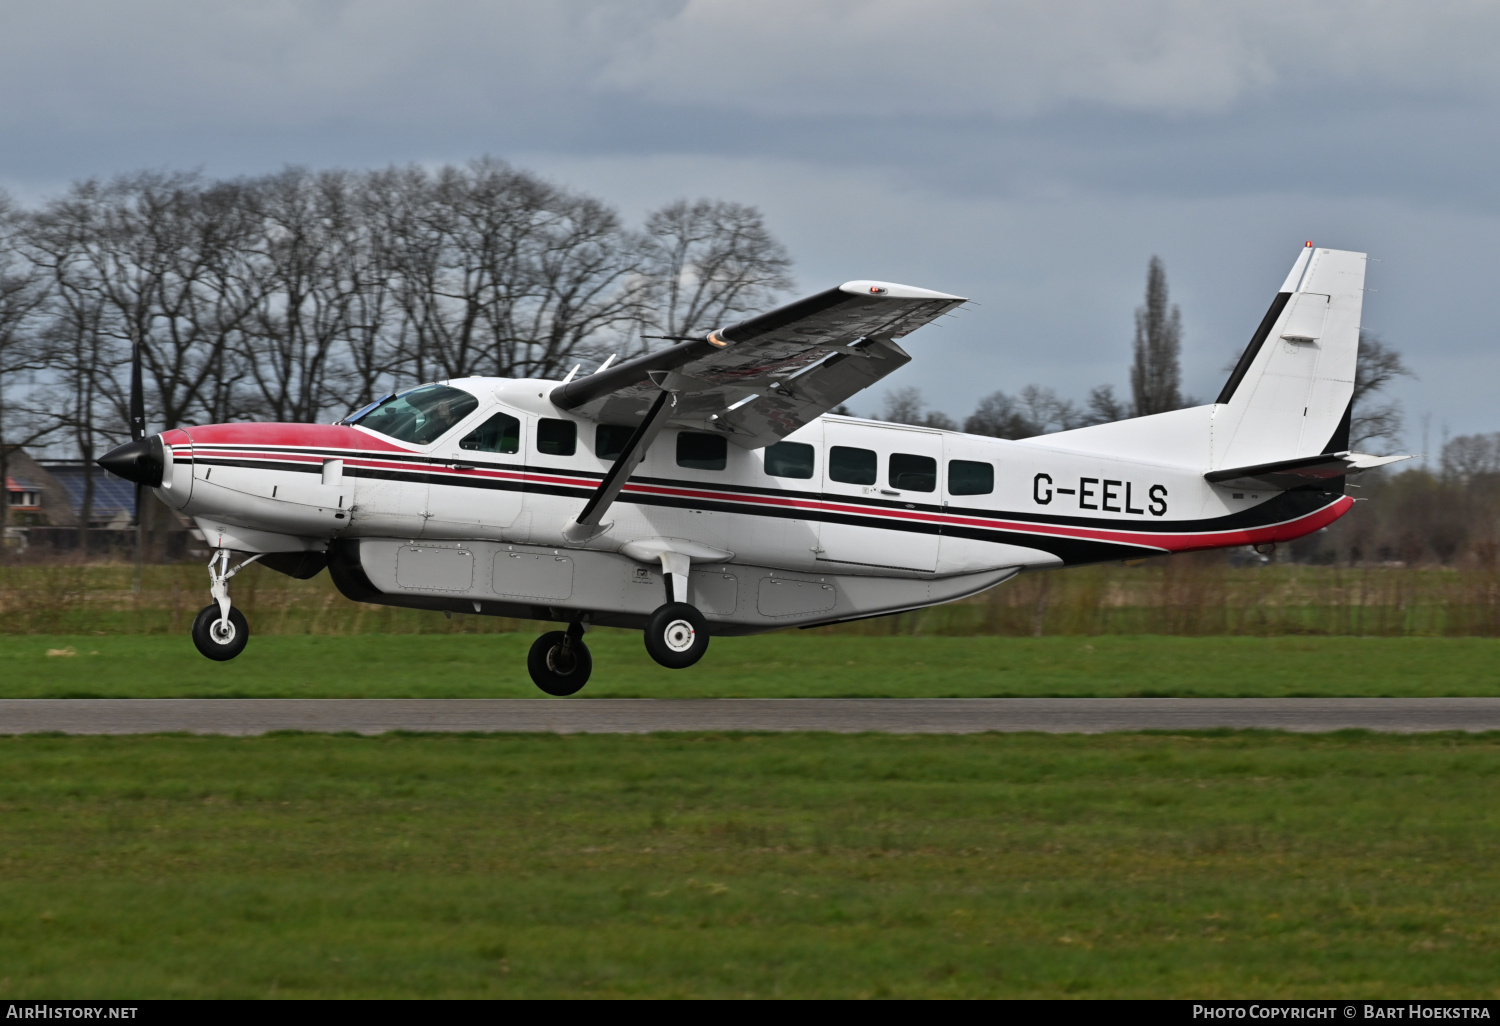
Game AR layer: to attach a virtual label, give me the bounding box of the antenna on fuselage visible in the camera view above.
[561,363,581,383]
[597,354,618,373]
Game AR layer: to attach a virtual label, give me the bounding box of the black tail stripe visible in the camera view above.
[1216,291,1293,405]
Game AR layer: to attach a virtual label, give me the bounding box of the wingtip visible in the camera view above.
[839,280,966,301]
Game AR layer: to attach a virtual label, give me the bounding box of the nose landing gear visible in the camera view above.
[191,549,262,661]
[528,621,593,696]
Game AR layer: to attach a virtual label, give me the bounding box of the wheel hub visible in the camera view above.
[209,619,236,645]
[663,619,696,653]
[547,644,577,675]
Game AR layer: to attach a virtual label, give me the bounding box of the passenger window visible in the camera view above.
[764,441,814,479]
[458,411,520,454]
[889,453,937,492]
[595,424,635,461]
[948,459,994,495]
[829,446,877,485]
[536,418,577,456]
[677,431,727,470]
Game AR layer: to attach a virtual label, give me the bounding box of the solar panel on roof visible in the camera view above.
[43,465,136,519]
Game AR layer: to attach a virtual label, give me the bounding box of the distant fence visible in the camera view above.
[1,559,1497,637]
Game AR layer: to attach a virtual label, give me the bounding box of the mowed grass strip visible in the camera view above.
[4,633,1498,698]
[1,731,1498,998]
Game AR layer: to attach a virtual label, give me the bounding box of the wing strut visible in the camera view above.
[561,386,677,544]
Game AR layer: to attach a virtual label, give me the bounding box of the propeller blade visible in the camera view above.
[129,335,145,443]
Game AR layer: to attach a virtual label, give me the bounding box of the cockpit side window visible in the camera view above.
[349,384,479,446]
[459,411,521,454]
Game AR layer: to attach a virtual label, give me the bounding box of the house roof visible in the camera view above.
[39,463,137,520]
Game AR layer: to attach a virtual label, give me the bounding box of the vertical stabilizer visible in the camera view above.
[1210,244,1366,469]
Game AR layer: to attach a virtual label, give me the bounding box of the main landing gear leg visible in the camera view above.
[644,551,710,670]
[528,620,593,696]
[191,549,262,661]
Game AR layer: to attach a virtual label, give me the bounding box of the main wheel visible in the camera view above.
[643,602,710,669]
[191,604,250,661]
[527,630,592,696]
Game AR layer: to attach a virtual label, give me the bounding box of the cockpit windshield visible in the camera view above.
[348,384,479,445]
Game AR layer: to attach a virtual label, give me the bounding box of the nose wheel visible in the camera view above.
[191,549,262,661]
[644,602,710,669]
[192,604,250,660]
[528,622,593,696]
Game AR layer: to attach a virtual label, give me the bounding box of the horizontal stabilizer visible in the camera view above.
[1205,451,1414,491]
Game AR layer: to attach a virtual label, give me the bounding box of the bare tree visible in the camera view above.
[882,386,926,425]
[1085,383,1130,425]
[639,199,793,342]
[498,189,646,380]
[242,167,365,422]
[378,159,640,384]
[1443,433,1500,481]
[26,172,262,433]
[964,385,1084,438]
[35,289,116,549]
[964,391,1033,438]
[0,193,52,543]
[1130,256,1183,416]
[1351,331,1412,450]
[881,386,956,429]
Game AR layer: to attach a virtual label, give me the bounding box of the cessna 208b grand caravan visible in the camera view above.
[99,243,1405,695]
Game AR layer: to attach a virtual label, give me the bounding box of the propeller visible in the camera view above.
[95,333,163,498]
[128,334,145,527]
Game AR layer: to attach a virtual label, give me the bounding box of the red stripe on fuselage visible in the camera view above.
[185,423,410,452]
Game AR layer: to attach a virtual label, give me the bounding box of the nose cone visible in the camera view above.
[97,437,163,487]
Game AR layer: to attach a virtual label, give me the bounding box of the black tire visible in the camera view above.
[191,604,250,661]
[643,602,710,669]
[527,631,592,696]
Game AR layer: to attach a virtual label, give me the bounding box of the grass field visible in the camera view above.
[1,731,1497,998]
[3,633,1497,698]
[4,560,1499,637]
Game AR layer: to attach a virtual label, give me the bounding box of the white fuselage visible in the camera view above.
[153,377,1349,634]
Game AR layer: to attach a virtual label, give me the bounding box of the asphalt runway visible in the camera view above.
[2,698,1500,736]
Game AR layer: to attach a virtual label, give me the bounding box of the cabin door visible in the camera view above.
[423,406,526,535]
[816,421,941,572]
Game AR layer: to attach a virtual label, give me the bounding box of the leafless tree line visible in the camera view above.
[0,160,793,468]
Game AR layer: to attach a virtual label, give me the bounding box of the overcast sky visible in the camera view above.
[3,0,1497,446]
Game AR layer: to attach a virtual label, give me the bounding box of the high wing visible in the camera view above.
[549,281,966,448]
